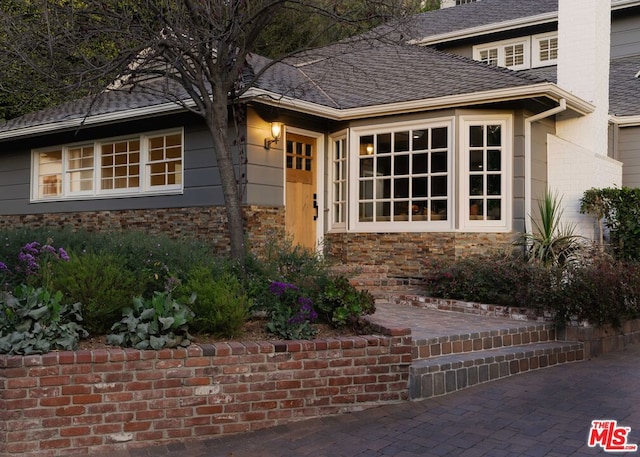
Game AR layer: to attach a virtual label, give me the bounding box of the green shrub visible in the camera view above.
[179,267,250,338]
[553,255,640,328]
[50,253,143,335]
[264,281,318,340]
[107,292,194,350]
[317,276,375,328]
[581,187,640,261]
[0,285,87,355]
[244,236,331,307]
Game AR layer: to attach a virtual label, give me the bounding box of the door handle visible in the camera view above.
[313,193,318,221]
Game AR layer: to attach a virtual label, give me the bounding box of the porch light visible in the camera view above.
[264,122,283,149]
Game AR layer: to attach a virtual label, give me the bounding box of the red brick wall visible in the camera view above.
[0,331,411,457]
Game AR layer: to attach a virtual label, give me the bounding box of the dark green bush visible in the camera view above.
[424,253,555,310]
[0,285,87,355]
[317,276,375,328]
[178,267,251,338]
[553,255,640,328]
[50,253,143,335]
[264,281,318,340]
[581,187,640,261]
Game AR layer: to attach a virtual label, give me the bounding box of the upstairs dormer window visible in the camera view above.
[473,32,558,70]
[533,32,558,67]
[473,38,529,70]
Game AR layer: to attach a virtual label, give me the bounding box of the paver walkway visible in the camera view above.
[367,302,536,341]
[116,344,640,457]
[102,304,640,457]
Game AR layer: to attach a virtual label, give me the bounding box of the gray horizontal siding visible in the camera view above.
[618,126,640,188]
[611,14,640,58]
[0,116,228,216]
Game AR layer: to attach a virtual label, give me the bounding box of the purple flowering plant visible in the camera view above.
[12,240,70,289]
[265,281,318,339]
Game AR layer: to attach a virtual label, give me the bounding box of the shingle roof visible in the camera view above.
[391,0,558,43]
[270,42,547,109]
[609,55,640,117]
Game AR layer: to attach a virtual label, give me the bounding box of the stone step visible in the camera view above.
[409,341,584,400]
[412,322,557,360]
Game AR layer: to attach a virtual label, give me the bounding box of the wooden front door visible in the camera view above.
[285,133,317,250]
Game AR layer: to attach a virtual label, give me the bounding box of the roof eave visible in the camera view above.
[0,101,188,141]
[409,12,558,47]
[610,114,640,127]
[245,83,594,121]
[0,83,593,142]
[409,0,640,47]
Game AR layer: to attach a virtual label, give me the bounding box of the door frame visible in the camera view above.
[283,127,325,251]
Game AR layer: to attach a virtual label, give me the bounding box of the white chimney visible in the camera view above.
[556,0,611,156]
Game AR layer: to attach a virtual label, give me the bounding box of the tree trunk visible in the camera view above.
[207,96,246,266]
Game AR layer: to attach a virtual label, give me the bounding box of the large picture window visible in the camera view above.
[352,121,452,230]
[32,129,183,201]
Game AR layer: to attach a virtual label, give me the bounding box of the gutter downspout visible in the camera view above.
[524,98,567,234]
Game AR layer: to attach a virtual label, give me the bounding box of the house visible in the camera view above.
[0,0,636,283]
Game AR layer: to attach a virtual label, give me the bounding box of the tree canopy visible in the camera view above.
[0,0,435,263]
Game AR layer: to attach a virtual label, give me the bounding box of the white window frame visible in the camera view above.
[329,130,348,232]
[31,128,184,202]
[459,115,512,232]
[532,32,558,68]
[349,118,454,233]
[473,37,530,71]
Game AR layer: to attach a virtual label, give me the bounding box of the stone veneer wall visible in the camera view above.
[0,206,284,255]
[325,232,515,296]
[0,329,411,457]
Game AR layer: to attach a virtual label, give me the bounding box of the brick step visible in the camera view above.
[409,341,584,400]
[412,322,556,360]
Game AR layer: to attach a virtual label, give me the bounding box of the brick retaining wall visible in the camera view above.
[0,330,411,457]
